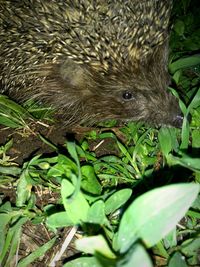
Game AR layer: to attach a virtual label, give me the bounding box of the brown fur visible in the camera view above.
[0,0,182,127]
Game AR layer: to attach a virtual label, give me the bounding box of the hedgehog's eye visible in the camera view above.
[122,91,134,100]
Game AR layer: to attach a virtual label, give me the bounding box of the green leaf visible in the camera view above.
[0,95,31,115]
[192,129,200,148]
[0,95,32,128]
[63,257,102,267]
[180,116,190,150]
[46,211,74,229]
[118,243,153,267]
[181,88,200,149]
[1,216,28,266]
[18,237,56,267]
[168,252,188,267]
[172,69,182,84]
[61,179,89,224]
[117,141,140,174]
[117,183,199,253]
[0,201,12,212]
[163,229,177,249]
[87,200,106,225]
[169,55,200,74]
[81,165,102,195]
[4,217,28,267]
[158,127,178,156]
[66,142,82,199]
[187,88,200,111]
[0,115,23,128]
[47,154,75,179]
[168,154,200,172]
[155,241,169,259]
[0,139,13,153]
[187,210,200,219]
[16,168,31,207]
[181,237,200,265]
[0,166,21,176]
[76,235,116,259]
[105,189,132,215]
[0,214,12,259]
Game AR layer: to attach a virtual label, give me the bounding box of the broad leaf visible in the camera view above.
[117,183,199,253]
[61,179,89,224]
[118,243,153,267]
[105,189,132,215]
[76,235,116,259]
[63,257,102,267]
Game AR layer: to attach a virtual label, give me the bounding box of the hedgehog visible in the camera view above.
[0,0,183,127]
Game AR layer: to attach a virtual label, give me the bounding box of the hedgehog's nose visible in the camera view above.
[172,114,184,128]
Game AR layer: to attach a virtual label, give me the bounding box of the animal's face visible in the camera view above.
[120,88,181,127]
[35,46,183,128]
[92,43,183,127]
[94,70,182,127]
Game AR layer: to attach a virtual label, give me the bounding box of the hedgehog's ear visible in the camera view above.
[32,60,94,105]
[40,59,97,92]
[59,59,88,88]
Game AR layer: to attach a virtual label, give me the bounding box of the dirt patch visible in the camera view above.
[0,122,120,165]
[0,123,68,165]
